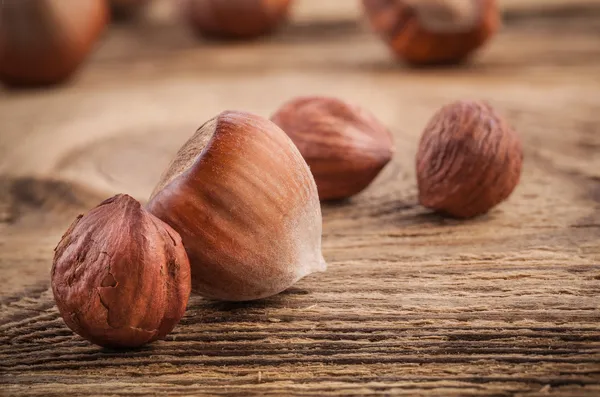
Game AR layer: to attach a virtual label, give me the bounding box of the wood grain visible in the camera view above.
[1,1,599,395]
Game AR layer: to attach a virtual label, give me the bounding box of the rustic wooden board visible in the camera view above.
[1,1,599,396]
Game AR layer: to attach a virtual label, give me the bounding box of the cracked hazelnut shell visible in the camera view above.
[362,0,500,65]
[52,194,191,348]
[179,0,293,39]
[147,111,326,302]
[416,100,523,218]
[271,96,394,201]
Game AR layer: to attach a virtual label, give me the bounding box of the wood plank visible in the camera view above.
[1,1,599,396]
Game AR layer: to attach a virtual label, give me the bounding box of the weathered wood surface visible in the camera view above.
[1,1,600,396]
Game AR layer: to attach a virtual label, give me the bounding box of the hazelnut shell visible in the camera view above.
[147,111,326,302]
[180,0,293,39]
[271,96,394,201]
[0,0,108,86]
[52,194,191,348]
[362,0,500,65]
[416,100,523,218]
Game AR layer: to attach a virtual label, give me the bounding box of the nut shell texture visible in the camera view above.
[148,111,326,302]
[362,0,499,65]
[0,0,108,86]
[271,96,394,200]
[416,100,522,218]
[52,194,191,348]
[180,0,292,39]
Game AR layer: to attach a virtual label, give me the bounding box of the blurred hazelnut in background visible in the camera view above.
[362,0,500,66]
[0,0,108,87]
[179,0,293,40]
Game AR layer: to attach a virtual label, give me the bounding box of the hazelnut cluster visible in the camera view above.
[52,110,326,348]
[1,0,502,87]
[42,0,512,350]
[0,0,291,87]
[52,97,522,348]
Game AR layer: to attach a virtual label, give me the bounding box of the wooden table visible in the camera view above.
[1,1,599,395]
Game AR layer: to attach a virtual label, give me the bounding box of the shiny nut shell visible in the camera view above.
[271,96,394,201]
[148,111,326,302]
[52,194,191,348]
[0,0,108,86]
[362,0,500,65]
[180,0,292,39]
[416,100,522,218]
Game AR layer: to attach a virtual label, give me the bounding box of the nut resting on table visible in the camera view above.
[179,0,293,39]
[51,194,191,349]
[0,0,108,87]
[49,98,522,348]
[416,100,523,218]
[147,111,326,302]
[362,0,500,65]
[271,96,395,201]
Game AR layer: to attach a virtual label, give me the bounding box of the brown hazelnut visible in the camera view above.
[179,0,293,39]
[0,0,108,87]
[416,100,523,218]
[147,111,326,302]
[362,0,500,65]
[271,96,394,201]
[52,194,191,348]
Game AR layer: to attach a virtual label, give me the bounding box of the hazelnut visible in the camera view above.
[362,0,500,65]
[52,194,191,348]
[147,111,326,302]
[271,96,394,201]
[179,0,293,39]
[416,100,522,218]
[0,0,108,87]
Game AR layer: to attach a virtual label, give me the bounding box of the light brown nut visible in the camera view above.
[271,96,394,201]
[0,0,108,86]
[148,111,326,302]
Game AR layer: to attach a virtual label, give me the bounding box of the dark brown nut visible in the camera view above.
[271,96,394,201]
[147,111,326,302]
[0,0,108,87]
[362,0,500,66]
[179,0,293,39]
[108,0,149,20]
[52,194,191,348]
[416,100,522,218]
